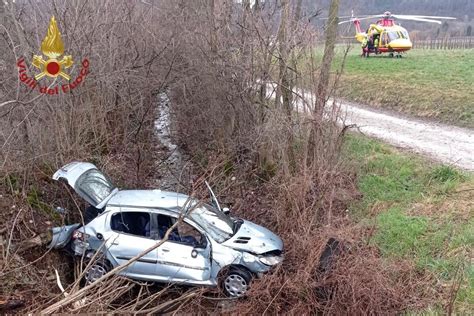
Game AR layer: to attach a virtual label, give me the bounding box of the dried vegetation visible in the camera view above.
[0,0,461,314]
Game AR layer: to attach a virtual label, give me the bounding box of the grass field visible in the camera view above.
[332,48,474,128]
[343,134,474,312]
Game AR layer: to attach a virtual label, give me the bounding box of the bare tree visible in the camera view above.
[315,0,340,118]
[276,0,296,172]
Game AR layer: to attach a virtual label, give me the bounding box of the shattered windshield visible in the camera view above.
[188,204,234,243]
[75,169,115,207]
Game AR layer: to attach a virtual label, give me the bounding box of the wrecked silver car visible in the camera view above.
[50,162,283,297]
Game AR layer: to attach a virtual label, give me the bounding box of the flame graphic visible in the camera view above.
[32,16,73,80]
[40,16,65,59]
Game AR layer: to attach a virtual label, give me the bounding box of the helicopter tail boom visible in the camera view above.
[353,19,362,34]
[352,19,367,43]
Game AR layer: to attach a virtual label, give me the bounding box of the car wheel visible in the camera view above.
[220,268,252,298]
[84,258,111,285]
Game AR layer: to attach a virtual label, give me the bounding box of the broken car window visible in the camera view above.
[156,214,202,247]
[176,221,203,246]
[75,169,115,206]
[111,212,151,238]
[188,204,234,243]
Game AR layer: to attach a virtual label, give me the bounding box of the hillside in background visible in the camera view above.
[309,0,473,18]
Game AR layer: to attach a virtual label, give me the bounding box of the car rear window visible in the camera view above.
[75,169,115,206]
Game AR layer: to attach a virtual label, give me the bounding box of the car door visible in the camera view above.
[105,210,161,280]
[155,213,212,283]
[52,161,118,209]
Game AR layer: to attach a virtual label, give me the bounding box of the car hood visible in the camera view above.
[222,220,283,255]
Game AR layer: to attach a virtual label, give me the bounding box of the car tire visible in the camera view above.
[220,267,252,298]
[83,257,111,285]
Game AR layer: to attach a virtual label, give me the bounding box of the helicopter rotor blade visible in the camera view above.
[338,15,382,25]
[338,20,352,25]
[337,12,455,25]
[320,15,353,20]
[393,16,444,24]
[394,14,456,20]
[320,15,374,20]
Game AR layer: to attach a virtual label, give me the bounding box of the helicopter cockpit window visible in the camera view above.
[387,32,401,41]
[400,30,409,39]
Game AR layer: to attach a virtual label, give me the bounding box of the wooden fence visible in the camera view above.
[412,37,474,49]
[336,37,474,50]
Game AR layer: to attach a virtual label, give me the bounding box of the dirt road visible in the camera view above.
[340,100,474,171]
[265,83,474,171]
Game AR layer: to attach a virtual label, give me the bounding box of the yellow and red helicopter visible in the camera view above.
[338,11,456,57]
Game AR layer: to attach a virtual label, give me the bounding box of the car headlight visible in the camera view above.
[259,254,282,266]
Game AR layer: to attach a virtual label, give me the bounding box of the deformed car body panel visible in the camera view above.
[155,239,212,282]
[52,161,118,209]
[221,220,283,255]
[52,161,97,185]
[72,205,216,285]
[49,223,81,249]
[50,162,284,295]
[106,190,189,210]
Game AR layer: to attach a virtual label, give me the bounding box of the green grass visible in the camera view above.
[344,134,474,311]
[331,48,474,128]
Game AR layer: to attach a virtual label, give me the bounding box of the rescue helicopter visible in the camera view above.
[338,11,456,57]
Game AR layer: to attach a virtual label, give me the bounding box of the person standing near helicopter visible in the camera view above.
[361,35,368,57]
[362,27,374,57]
[373,34,379,54]
[368,24,382,54]
[366,33,375,57]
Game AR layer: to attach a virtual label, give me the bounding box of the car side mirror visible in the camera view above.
[222,207,230,215]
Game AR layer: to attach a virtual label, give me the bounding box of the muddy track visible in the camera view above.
[267,83,474,171]
[340,100,474,171]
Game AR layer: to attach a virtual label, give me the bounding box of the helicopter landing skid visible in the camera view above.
[389,52,403,58]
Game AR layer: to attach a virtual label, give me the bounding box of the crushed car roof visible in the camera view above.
[107,189,192,210]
